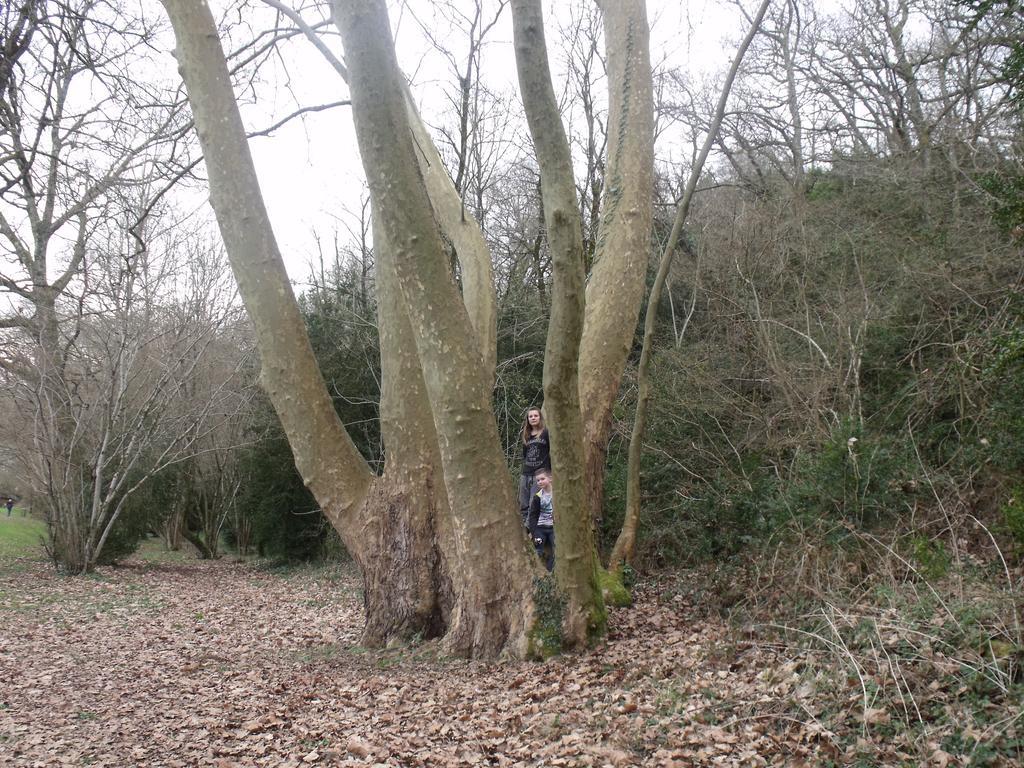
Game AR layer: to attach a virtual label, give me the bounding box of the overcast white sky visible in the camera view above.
[172,0,748,287]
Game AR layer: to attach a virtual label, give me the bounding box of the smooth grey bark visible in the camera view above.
[161,0,465,648]
[577,0,654,527]
[333,0,537,658]
[512,0,604,645]
[402,84,498,382]
[262,0,497,382]
[160,0,372,521]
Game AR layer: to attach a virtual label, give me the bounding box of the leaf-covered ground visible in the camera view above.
[0,553,1019,766]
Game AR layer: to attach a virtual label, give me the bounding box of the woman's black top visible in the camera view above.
[522,428,551,476]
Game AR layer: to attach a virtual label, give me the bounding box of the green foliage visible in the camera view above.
[977,170,1024,234]
[785,424,915,528]
[979,319,1024,475]
[233,261,382,563]
[858,323,919,427]
[92,462,186,566]
[597,447,627,553]
[987,323,1024,375]
[941,729,1001,766]
[631,424,914,567]
[621,151,1023,570]
[620,562,637,590]
[45,481,157,570]
[93,501,151,566]
[1001,488,1024,551]
[668,467,775,563]
[235,418,329,562]
[298,278,381,465]
[494,292,547,463]
[805,169,846,201]
[911,536,952,580]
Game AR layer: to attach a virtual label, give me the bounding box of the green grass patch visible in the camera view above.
[294,642,341,664]
[0,515,47,560]
[133,537,197,564]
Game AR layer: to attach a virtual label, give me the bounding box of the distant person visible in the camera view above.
[518,407,550,526]
[528,468,555,572]
[5,498,13,517]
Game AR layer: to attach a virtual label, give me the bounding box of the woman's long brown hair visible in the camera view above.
[521,407,545,444]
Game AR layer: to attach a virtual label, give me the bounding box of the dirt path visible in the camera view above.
[0,556,897,766]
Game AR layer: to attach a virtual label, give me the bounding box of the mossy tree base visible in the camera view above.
[528,573,611,659]
[599,566,633,608]
[528,575,567,659]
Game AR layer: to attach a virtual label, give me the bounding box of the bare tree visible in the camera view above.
[725,0,812,191]
[169,253,257,560]
[0,1,217,571]
[696,0,1019,197]
[560,1,608,271]
[8,215,251,571]
[610,0,772,572]
[407,0,509,220]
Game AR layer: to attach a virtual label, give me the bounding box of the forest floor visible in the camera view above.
[0,536,1021,767]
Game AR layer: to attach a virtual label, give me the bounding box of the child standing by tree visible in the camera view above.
[528,468,555,571]
[518,407,550,526]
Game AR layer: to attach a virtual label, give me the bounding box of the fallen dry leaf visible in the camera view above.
[0,557,1018,766]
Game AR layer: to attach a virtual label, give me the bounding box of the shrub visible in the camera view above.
[93,503,151,566]
[910,535,952,580]
[1001,488,1024,555]
[236,424,329,562]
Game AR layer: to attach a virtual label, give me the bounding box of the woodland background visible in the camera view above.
[1,0,1023,763]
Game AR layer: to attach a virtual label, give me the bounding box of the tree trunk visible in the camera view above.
[162,502,184,551]
[261,0,497,382]
[402,86,497,383]
[162,0,372,516]
[183,527,216,560]
[577,0,654,526]
[35,286,86,572]
[161,0,451,649]
[167,471,194,553]
[779,1,805,192]
[361,218,453,645]
[512,0,604,647]
[333,0,538,658]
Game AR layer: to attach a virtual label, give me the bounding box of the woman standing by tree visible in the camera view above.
[518,407,550,525]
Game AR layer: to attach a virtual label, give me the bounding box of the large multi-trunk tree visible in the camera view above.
[160,0,654,657]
